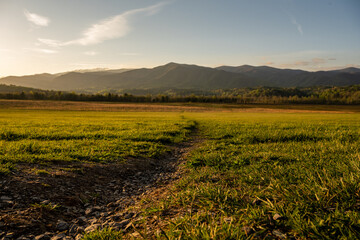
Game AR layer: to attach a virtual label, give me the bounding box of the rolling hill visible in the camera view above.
[0,84,47,93]
[216,65,360,87]
[1,63,359,92]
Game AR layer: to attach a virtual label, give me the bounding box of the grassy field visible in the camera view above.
[1,105,359,239]
[147,112,360,239]
[0,110,195,174]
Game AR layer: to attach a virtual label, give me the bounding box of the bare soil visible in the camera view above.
[0,131,203,239]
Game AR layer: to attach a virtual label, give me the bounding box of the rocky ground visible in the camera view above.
[0,135,201,240]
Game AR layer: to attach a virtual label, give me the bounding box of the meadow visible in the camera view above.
[0,110,195,175]
[0,105,359,239]
[146,112,360,239]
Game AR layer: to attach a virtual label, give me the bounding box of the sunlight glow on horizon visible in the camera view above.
[0,0,359,77]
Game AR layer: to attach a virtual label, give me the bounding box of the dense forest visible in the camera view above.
[1,84,359,105]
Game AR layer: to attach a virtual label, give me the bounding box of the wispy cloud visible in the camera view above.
[24,48,58,54]
[37,38,62,48]
[283,9,303,36]
[312,58,326,64]
[279,58,328,68]
[290,17,303,35]
[84,51,98,56]
[38,2,169,47]
[24,9,50,27]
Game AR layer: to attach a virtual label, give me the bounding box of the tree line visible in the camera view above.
[0,85,359,105]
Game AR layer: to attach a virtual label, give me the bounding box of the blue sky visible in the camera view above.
[0,0,359,76]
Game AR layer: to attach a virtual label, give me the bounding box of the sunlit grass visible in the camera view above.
[144,112,360,239]
[2,109,360,238]
[0,110,195,172]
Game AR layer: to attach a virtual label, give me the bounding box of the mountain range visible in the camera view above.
[1,63,359,93]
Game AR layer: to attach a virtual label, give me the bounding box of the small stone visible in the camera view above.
[32,197,40,202]
[273,213,284,221]
[0,196,12,201]
[50,233,66,240]
[85,208,92,215]
[224,217,232,223]
[77,216,87,225]
[1,200,14,207]
[272,230,287,239]
[85,224,101,233]
[56,220,69,231]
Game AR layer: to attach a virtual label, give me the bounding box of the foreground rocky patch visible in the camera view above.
[0,136,200,240]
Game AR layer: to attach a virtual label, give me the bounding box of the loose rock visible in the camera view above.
[272,230,287,239]
[0,196,12,201]
[56,220,69,231]
[77,216,87,225]
[273,213,284,221]
[85,208,92,215]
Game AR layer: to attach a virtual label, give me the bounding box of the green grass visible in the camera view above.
[0,110,195,173]
[1,109,360,239]
[143,113,360,239]
[31,202,60,211]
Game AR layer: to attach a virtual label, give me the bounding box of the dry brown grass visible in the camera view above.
[0,99,358,113]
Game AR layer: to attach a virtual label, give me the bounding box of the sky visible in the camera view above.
[0,0,359,76]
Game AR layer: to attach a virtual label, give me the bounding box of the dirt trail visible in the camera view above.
[0,129,203,239]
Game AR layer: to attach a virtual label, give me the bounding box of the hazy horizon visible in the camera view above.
[2,62,360,78]
[1,0,359,77]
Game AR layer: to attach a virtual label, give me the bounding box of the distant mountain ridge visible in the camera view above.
[1,63,359,92]
[0,84,47,93]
